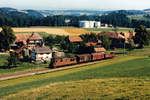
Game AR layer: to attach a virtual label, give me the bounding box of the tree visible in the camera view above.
[7,52,19,68]
[128,38,135,50]
[43,35,55,48]
[0,26,16,51]
[80,33,97,43]
[134,25,150,48]
[98,34,112,50]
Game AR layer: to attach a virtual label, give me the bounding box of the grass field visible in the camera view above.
[85,28,134,32]
[0,47,149,76]
[0,55,49,75]
[1,55,150,99]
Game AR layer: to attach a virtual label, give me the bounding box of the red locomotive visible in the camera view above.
[50,52,115,68]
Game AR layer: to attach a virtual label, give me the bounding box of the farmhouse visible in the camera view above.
[15,33,43,49]
[85,40,102,47]
[99,31,133,48]
[31,47,52,62]
[85,41,105,53]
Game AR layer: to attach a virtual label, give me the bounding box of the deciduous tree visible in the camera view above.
[0,26,16,51]
[134,25,150,48]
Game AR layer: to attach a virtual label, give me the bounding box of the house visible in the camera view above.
[68,36,83,43]
[100,31,125,48]
[85,40,102,47]
[85,41,105,53]
[85,42,97,47]
[100,31,119,39]
[15,33,43,49]
[99,31,135,48]
[31,47,52,62]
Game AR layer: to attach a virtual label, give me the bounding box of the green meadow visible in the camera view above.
[85,28,134,32]
[0,54,150,99]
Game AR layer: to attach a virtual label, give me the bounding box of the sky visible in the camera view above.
[0,0,150,10]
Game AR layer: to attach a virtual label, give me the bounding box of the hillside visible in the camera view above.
[128,15,150,22]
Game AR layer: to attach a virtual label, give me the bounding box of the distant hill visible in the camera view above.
[144,9,150,13]
[0,7,148,18]
[23,10,44,18]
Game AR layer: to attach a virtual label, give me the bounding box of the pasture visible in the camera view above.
[85,28,134,32]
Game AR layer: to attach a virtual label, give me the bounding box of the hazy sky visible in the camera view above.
[0,0,149,10]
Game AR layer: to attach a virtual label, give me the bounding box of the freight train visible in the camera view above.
[49,52,115,68]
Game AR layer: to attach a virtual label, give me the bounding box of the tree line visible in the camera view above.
[1,10,150,28]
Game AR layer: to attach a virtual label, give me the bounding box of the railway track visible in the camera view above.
[0,59,112,81]
[1,49,149,81]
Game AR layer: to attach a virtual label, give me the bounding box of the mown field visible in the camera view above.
[1,54,150,99]
[0,27,90,36]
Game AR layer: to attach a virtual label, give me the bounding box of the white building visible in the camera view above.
[79,21,101,28]
[79,21,90,28]
[89,21,95,28]
[31,47,52,62]
[94,22,101,28]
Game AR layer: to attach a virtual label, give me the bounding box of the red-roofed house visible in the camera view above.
[15,33,43,49]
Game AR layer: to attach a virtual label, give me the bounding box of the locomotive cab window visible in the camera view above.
[60,58,63,62]
[81,56,84,60]
[70,58,75,61]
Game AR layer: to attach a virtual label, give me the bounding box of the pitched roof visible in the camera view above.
[15,33,42,43]
[85,42,97,47]
[69,36,83,42]
[85,40,102,47]
[15,45,26,54]
[33,47,51,54]
[94,47,106,52]
[100,31,119,39]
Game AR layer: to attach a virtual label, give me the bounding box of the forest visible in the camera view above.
[1,10,150,28]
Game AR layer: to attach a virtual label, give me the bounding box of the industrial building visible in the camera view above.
[79,21,101,28]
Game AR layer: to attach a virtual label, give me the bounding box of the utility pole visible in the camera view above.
[124,39,126,56]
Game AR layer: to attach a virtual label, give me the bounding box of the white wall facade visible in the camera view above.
[32,52,52,61]
[94,22,101,28]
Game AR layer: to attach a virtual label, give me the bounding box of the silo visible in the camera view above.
[89,21,95,28]
[94,22,101,28]
[79,21,90,28]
